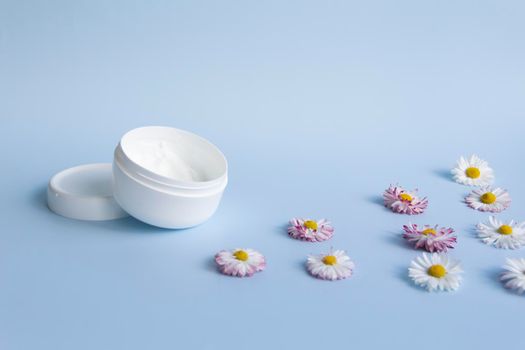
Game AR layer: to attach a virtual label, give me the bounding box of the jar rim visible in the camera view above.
[117,126,228,190]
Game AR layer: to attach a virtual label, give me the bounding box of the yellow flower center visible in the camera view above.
[233,250,249,261]
[480,192,497,204]
[498,225,513,235]
[421,228,437,236]
[465,167,481,179]
[427,264,447,278]
[322,255,337,265]
[304,220,318,231]
[399,193,413,202]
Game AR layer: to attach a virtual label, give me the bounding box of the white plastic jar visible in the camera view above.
[112,126,228,229]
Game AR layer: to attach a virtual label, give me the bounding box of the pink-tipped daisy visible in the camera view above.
[215,248,266,277]
[500,258,525,294]
[306,249,354,281]
[402,223,457,252]
[383,185,428,215]
[465,186,511,213]
[287,218,334,242]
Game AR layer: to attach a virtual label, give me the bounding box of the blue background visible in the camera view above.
[1,1,525,349]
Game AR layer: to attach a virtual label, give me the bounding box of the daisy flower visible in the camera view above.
[476,216,525,249]
[306,249,354,281]
[402,223,457,252]
[408,253,463,292]
[500,258,525,294]
[287,218,334,242]
[465,186,511,213]
[383,185,428,215]
[451,155,494,187]
[215,248,266,277]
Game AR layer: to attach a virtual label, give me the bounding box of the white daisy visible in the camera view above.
[306,249,354,281]
[476,216,525,249]
[451,155,494,186]
[465,186,511,213]
[215,248,266,277]
[500,258,525,294]
[408,253,463,292]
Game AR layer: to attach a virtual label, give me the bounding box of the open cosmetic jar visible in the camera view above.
[112,126,228,229]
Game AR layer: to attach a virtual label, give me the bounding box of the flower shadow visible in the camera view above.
[384,232,414,251]
[483,266,520,296]
[466,225,479,239]
[365,195,390,212]
[433,169,451,182]
[295,259,310,276]
[397,266,426,292]
[204,256,220,275]
[275,223,290,239]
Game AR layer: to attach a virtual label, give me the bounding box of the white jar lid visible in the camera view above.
[47,163,128,221]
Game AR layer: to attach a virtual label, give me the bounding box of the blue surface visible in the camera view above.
[1,1,525,349]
